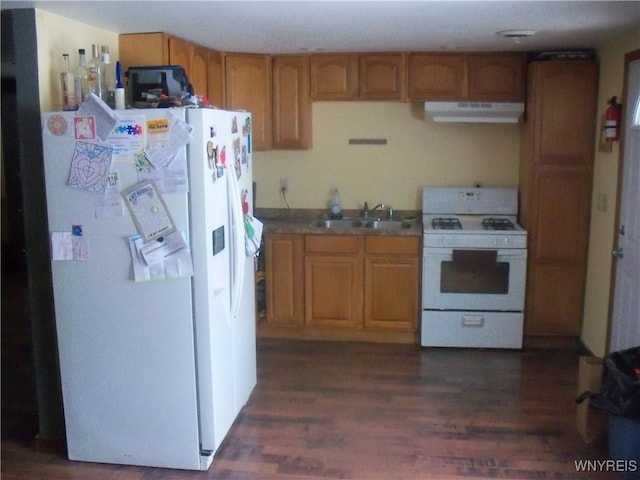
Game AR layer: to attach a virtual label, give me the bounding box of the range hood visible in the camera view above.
[424,101,524,123]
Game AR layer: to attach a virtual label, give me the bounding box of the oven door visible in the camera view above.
[422,247,526,311]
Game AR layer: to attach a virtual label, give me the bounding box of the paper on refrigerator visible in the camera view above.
[128,231,193,282]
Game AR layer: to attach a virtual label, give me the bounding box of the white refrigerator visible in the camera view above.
[40,106,257,470]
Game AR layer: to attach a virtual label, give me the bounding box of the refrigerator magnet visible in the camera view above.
[206,141,216,170]
[121,180,176,243]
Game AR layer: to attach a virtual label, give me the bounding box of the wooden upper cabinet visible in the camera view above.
[467,54,525,101]
[407,52,525,101]
[272,55,312,149]
[168,36,191,72]
[119,33,219,103]
[119,33,170,82]
[225,54,272,150]
[359,54,405,100]
[207,51,224,108]
[310,53,405,100]
[408,53,466,100]
[310,54,359,100]
[189,44,209,98]
[530,62,599,166]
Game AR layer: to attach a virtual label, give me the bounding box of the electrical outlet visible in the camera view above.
[279,178,288,194]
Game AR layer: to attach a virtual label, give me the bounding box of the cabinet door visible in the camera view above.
[305,254,363,328]
[169,36,191,72]
[364,255,419,330]
[225,54,272,150]
[407,53,465,101]
[305,234,362,328]
[524,168,592,336]
[118,33,169,82]
[272,55,312,149]
[207,51,224,108]
[189,44,209,98]
[467,53,525,101]
[310,54,359,100]
[265,234,304,326]
[359,54,405,100]
[531,62,599,166]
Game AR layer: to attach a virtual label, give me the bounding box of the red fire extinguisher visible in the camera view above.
[604,96,621,142]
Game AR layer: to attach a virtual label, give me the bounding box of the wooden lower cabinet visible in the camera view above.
[305,254,363,328]
[260,233,420,343]
[364,237,420,331]
[264,234,304,326]
[304,235,363,328]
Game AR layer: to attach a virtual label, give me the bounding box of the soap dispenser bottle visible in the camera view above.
[329,188,343,219]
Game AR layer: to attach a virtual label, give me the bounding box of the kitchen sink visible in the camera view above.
[364,220,410,230]
[311,218,410,230]
[311,219,365,229]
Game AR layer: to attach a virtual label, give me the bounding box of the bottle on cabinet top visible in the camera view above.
[101,45,116,108]
[60,53,77,111]
[74,48,88,106]
[86,44,103,100]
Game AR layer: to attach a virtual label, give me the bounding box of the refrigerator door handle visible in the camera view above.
[227,169,245,324]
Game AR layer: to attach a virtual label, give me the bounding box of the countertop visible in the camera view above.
[255,208,423,237]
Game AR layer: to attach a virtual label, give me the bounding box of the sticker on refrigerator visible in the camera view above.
[46,114,68,137]
[67,141,114,193]
[121,180,176,243]
[73,116,97,141]
[106,116,145,159]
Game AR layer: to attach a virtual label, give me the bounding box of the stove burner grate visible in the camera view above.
[432,217,462,230]
[482,218,515,230]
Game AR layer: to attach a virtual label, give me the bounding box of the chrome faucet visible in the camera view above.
[361,202,393,219]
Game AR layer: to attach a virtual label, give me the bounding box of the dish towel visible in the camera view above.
[244,214,263,257]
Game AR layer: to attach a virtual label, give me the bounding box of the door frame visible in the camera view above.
[606,48,640,351]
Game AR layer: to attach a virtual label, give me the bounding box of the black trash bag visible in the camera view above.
[576,346,640,420]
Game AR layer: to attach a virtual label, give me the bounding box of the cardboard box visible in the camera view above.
[577,355,608,443]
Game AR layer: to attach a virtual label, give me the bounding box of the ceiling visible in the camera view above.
[2,1,640,54]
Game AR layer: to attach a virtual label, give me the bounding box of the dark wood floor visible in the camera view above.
[1,338,620,479]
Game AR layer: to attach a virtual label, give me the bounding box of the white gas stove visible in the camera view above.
[421,187,527,349]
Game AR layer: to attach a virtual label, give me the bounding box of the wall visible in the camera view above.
[581,27,640,357]
[35,9,118,112]
[253,102,521,211]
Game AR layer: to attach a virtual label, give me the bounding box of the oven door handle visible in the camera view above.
[424,247,527,259]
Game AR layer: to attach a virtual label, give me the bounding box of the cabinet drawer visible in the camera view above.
[365,236,420,255]
[305,235,361,254]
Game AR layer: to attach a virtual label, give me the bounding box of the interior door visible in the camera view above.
[610,53,640,351]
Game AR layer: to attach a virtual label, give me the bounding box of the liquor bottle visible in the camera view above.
[86,44,103,100]
[74,48,88,105]
[101,45,116,108]
[60,53,77,110]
